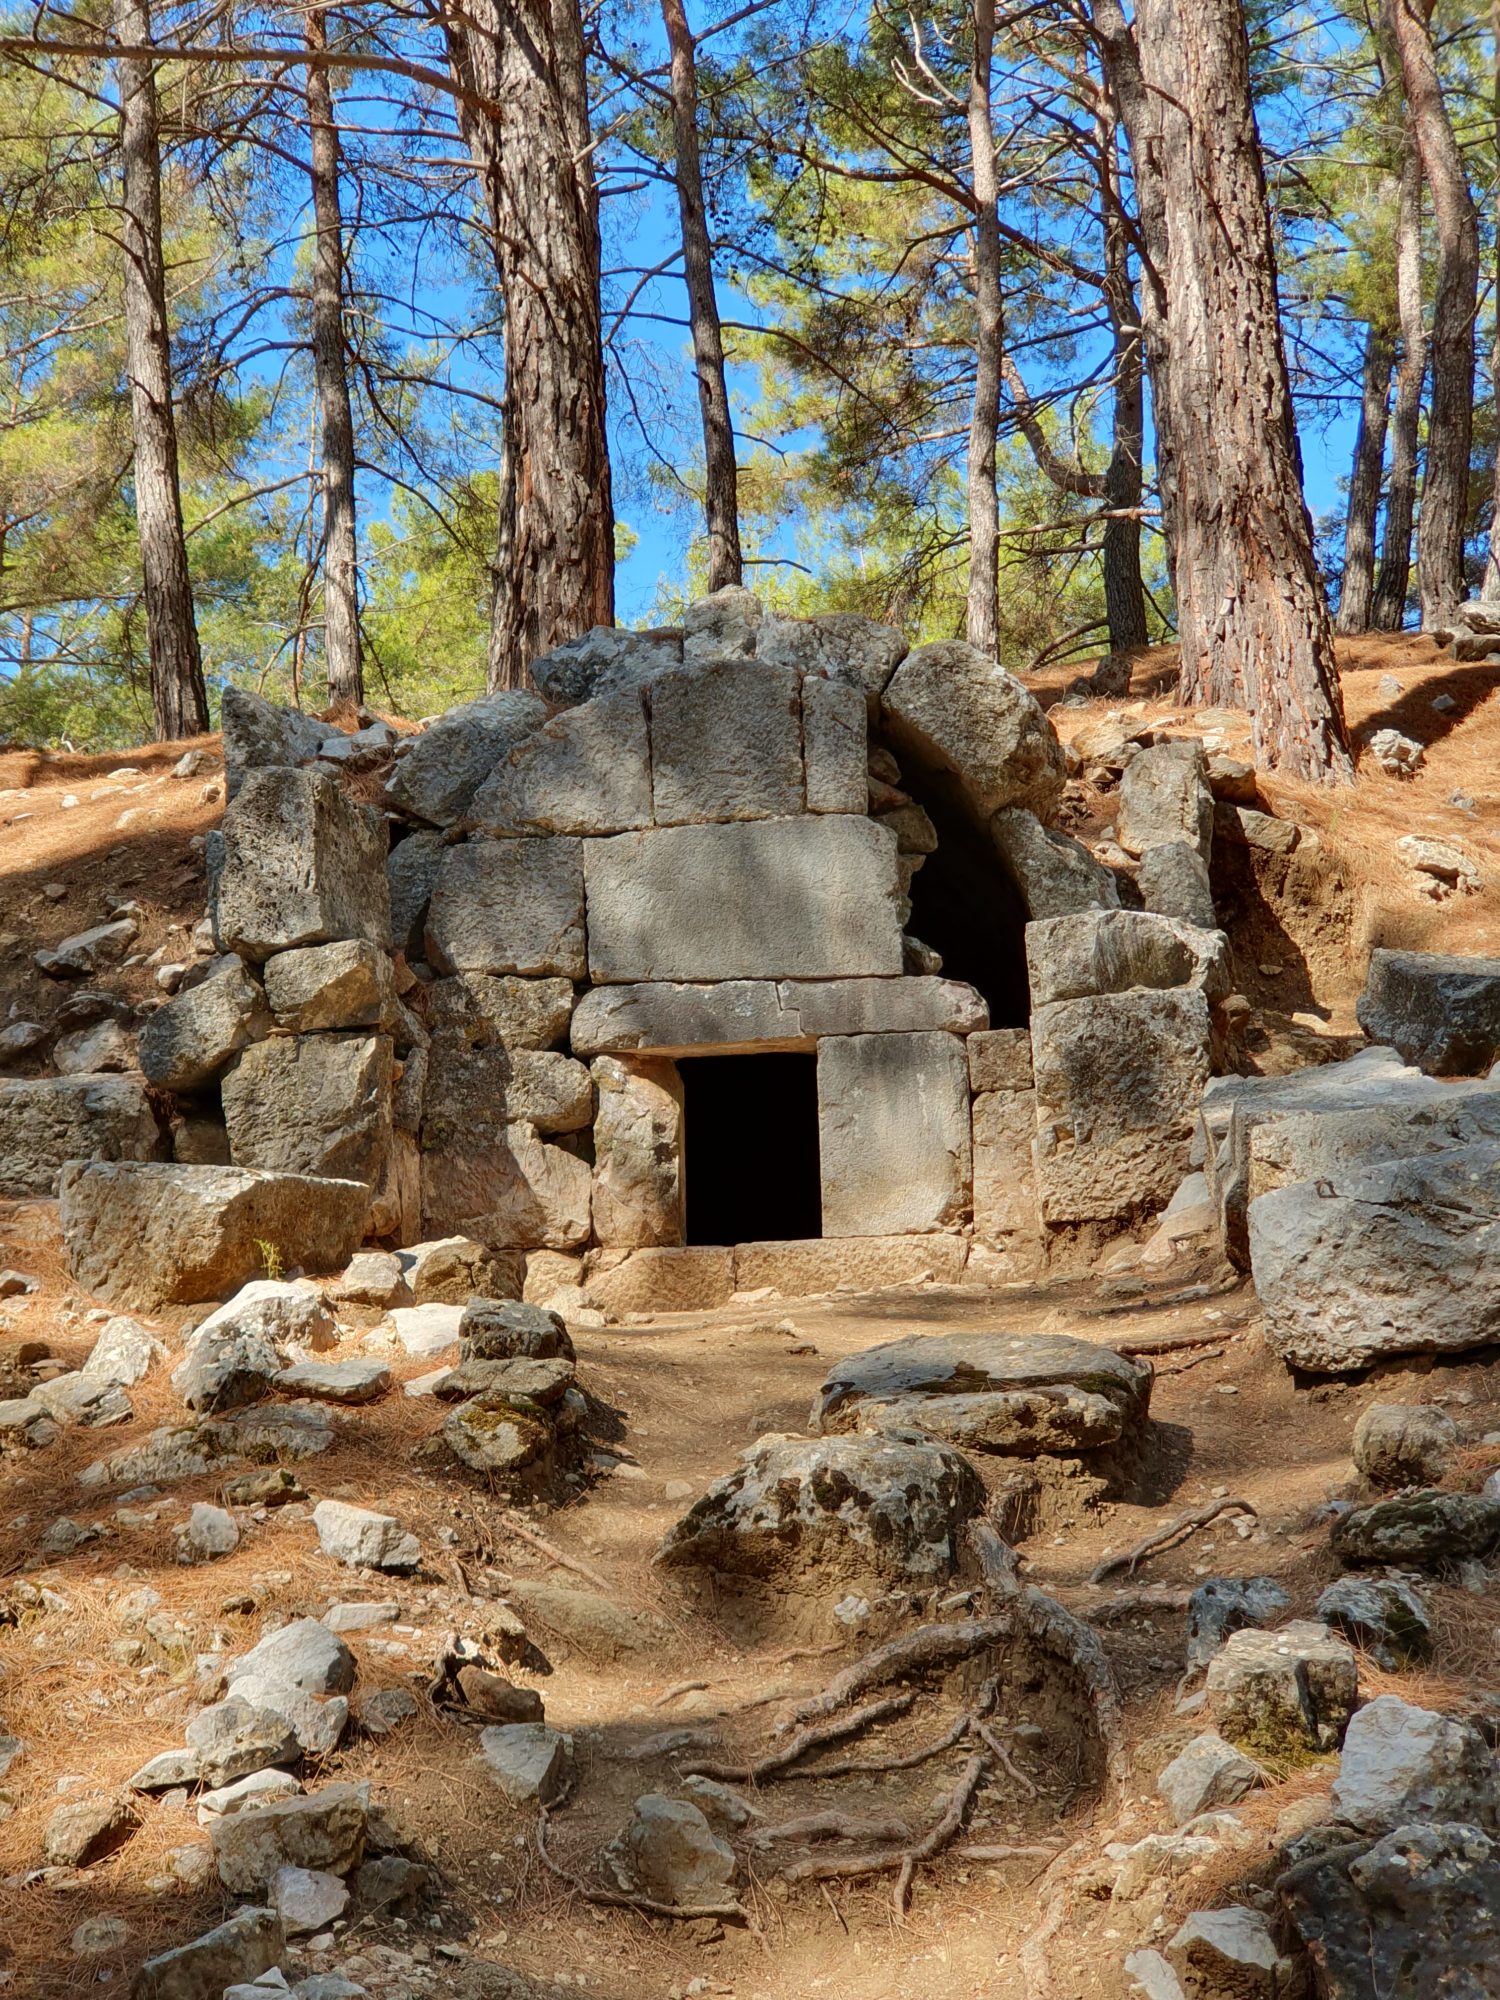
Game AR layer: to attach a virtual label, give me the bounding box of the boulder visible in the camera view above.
[230,1618,356,1697]
[1249,1141,1500,1370]
[583,817,904,984]
[1332,1696,1497,1833]
[1352,1403,1459,1488]
[1157,1733,1264,1826]
[991,808,1120,920]
[436,1355,573,1403]
[1116,739,1214,861]
[817,1030,972,1235]
[425,837,586,979]
[263,941,396,1033]
[529,625,682,706]
[654,1432,984,1588]
[193,1278,337,1351]
[1204,1620,1358,1754]
[1280,1822,1500,2000]
[328,1251,409,1308]
[31,1371,132,1426]
[130,1906,283,2000]
[880,640,1066,819]
[1356,947,1500,1076]
[274,1864,350,1935]
[590,1055,684,1247]
[459,1298,575,1362]
[475,1723,574,1804]
[222,683,331,797]
[52,1018,134,1075]
[1334,1490,1500,1567]
[139,959,271,1091]
[312,1500,420,1572]
[681,582,762,660]
[0,1075,164,1197]
[809,1331,1150,1455]
[222,1032,393,1188]
[60,1163,368,1311]
[443,1399,557,1475]
[210,1782,368,1894]
[382,689,545,827]
[44,1794,137,1866]
[1025,908,1229,1010]
[1316,1576,1432,1669]
[215,767,390,961]
[172,1325,282,1414]
[604,1795,738,1907]
[470,683,652,836]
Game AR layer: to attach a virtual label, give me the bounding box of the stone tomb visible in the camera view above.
[53,590,1226,1309]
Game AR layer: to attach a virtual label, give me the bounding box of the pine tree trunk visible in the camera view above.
[305,7,363,709]
[115,0,208,741]
[439,0,613,690]
[1334,321,1394,633]
[1372,137,1425,629]
[1098,100,1148,652]
[1483,5,1500,601]
[964,0,1001,655]
[1385,0,1479,624]
[1131,0,1352,782]
[660,0,741,593]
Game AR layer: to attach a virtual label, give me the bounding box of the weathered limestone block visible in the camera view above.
[387,830,444,960]
[881,640,1066,818]
[1026,908,1229,1010]
[399,1235,524,1303]
[590,1056,683,1247]
[733,1234,968,1293]
[586,1246,733,1314]
[140,959,271,1091]
[1332,1695,1497,1834]
[1249,1140,1500,1371]
[801,673,867,812]
[1246,1088,1500,1217]
[368,1127,421,1244]
[991,807,1120,919]
[222,1033,393,1187]
[681,583,762,660]
[382,690,545,827]
[1032,988,1212,1222]
[60,1162,368,1309]
[818,1032,971,1235]
[425,972,574,1050]
[425,837,586,979]
[584,817,903,984]
[1204,1620,1358,1754]
[263,940,395,1033]
[216,768,391,961]
[756,611,907,708]
[420,1121,591,1249]
[529,625,682,705]
[1138,841,1217,931]
[0,1076,165,1197]
[222,683,328,798]
[972,1089,1038,1245]
[568,975,985,1055]
[469,685,651,836]
[1116,738,1214,859]
[1357,947,1500,1076]
[423,1037,592,1141]
[649,659,803,822]
[967,1028,1032,1094]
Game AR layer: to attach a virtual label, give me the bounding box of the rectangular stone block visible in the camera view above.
[584,818,903,984]
[972,1089,1039,1243]
[420,1121,591,1250]
[801,674,867,812]
[787,977,988,1039]
[425,837,585,979]
[468,686,651,836]
[569,974,984,1055]
[221,1032,393,1189]
[967,1028,1033,1094]
[585,1246,732,1314]
[817,1032,972,1235]
[1032,988,1211,1222]
[216,767,391,961]
[733,1234,968,1295]
[422,1036,594,1140]
[425,974,574,1050]
[649,659,803,823]
[0,1076,166,1197]
[590,1056,684,1248]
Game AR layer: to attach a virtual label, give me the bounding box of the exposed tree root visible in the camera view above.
[498,1508,615,1592]
[955,1842,1059,1867]
[1079,1585,1193,1623]
[974,1718,1038,1798]
[1087,1497,1256,1584]
[653,1679,710,1707]
[682,1691,917,1782]
[1013,1583,1131,1795]
[781,1750,991,1919]
[784,1618,1014,1725]
[538,1796,750,1924]
[751,1811,914,1847]
[810,1706,975,1780]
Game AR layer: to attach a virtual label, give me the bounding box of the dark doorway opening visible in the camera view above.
[901,769,1032,1027]
[680,1053,822,1246]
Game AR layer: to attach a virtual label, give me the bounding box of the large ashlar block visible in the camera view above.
[221,1032,394,1188]
[817,1032,972,1236]
[216,767,391,961]
[648,659,803,822]
[0,1076,165,1197]
[584,817,904,984]
[422,1036,594,1140]
[425,837,586,979]
[590,1056,684,1247]
[420,1122,591,1250]
[972,1089,1039,1245]
[733,1235,968,1295]
[468,686,652,836]
[569,975,986,1055]
[801,674,868,812]
[586,1246,731,1314]
[1031,988,1211,1222]
[425,974,574,1051]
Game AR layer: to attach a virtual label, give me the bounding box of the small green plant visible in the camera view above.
[254,1238,284,1283]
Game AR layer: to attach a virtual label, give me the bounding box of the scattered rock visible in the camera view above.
[604,1794,739,1906]
[475,1723,574,1804]
[1333,1491,1500,1568]
[185,1697,301,1788]
[329,1251,409,1308]
[1204,1620,1358,1754]
[211,1781,369,1894]
[43,1794,137,1866]
[1165,1906,1291,2000]
[81,1315,165,1386]
[459,1296,576,1362]
[357,1689,418,1737]
[1185,1577,1291,1672]
[177,1502,241,1563]
[1357,947,1500,1075]
[455,1665,543,1723]
[1315,1576,1433,1669]
[131,1905,284,2000]
[1367,727,1423,776]
[1157,1732,1265,1826]
[277,1360,391,1404]
[274,1863,351,1934]
[312,1500,421,1572]
[1332,1695,1497,1834]
[1352,1403,1459,1489]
